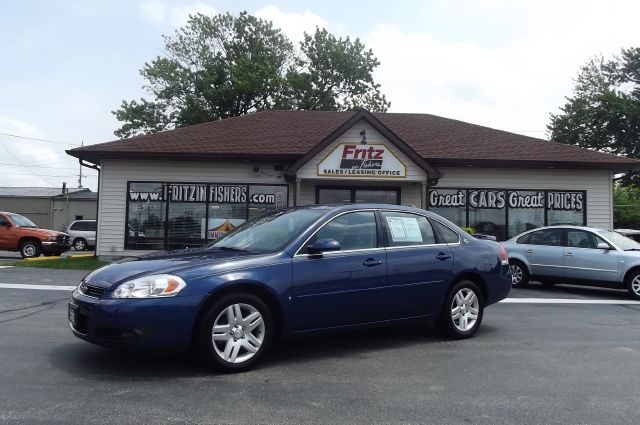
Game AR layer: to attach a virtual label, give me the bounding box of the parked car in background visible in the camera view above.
[69,204,511,372]
[615,228,640,243]
[0,211,71,258]
[66,219,97,251]
[503,225,640,299]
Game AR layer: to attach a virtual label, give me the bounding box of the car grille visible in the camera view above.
[73,311,90,334]
[79,282,106,299]
[57,235,71,244]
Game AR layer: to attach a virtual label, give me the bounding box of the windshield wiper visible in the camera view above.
[214,246,252,253]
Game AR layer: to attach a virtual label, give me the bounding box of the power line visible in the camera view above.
[0,132,80,146]
[0,162,85,170]
[0,172,80,178]
[0,144,55,186]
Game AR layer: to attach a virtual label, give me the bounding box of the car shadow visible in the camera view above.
[49,321,485,377]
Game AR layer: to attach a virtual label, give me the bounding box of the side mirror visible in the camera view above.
[307,238,341,255]
[597,242,610,250]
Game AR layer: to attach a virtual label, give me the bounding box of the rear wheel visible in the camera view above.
[509,260,529,287]
[196,293,274,372]
[626,271,640,300]
[20,240,41,258]
[436,280,484,339]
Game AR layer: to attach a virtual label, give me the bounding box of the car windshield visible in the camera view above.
[209,208,327,254]
[7,213,38,228]
[598,229,640,250]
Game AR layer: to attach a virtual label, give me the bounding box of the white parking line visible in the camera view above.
[0,266,15,269]
[0,283,76,291]
[501,297,640,305]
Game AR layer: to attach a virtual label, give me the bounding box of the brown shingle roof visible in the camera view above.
[67,110,640,170]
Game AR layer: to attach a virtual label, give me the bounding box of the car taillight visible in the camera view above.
[499,243,509,266]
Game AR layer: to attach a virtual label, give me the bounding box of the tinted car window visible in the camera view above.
[567,230,598,249]
[86,221,97,231]
[528,228,564,246]
[70,222,81,230]
[309,211,377,252]
[381,211,436,247]
[516,233,531,244]
[0,215,9,226]
[431,219,460,244]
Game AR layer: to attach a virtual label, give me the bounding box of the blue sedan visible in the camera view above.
[503,225,640,299]
[69,205,511,372]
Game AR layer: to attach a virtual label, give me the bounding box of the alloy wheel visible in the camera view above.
[22,244,36,257]
[632,276,640,297]
[510,264,523,285]
[450,288,480,332]
[211,303,265,364]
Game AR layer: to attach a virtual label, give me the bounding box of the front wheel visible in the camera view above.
[196,293,274,372]
[626,271,640,300]
[20,240,42,258]
[436,280,484,339]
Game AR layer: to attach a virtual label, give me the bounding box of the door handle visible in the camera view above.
[526,249,533,254]
[565,252,573,256]
[436,252,452,261]
[363,258,382,267]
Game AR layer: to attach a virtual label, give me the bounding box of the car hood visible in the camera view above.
[84,248,266,289]
[18,228,66,238]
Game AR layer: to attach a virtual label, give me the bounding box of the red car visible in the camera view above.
[0,211,71,258]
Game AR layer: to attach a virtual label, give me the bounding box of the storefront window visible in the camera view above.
[317,187,399,205]
[429,188,586,241]
[547,191,585,226]
[507,190,545,238]
[126,182,288,249]
[428,189,466,227]
[248,185,288,219]
[126,182,166,249]
[468,189,506,240]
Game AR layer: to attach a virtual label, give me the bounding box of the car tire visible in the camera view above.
[626,270,640,300]
[509,260,530,287]
[73,238,87,251]
[20,239,42,259]
[436,280,484,339]
[196,292,274,372]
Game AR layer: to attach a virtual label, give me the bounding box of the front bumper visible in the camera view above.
[42,242,71,254]
[69,289,206,351]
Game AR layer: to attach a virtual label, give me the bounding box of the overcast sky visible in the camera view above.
[1,0,638,191]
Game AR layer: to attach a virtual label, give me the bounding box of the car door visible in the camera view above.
[523,228,566,278]
[380,211,453,319]
[0,214,11,249]
[564,229,620,283]
[290,211,387,331]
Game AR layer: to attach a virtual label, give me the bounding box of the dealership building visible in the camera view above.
[67,109,639,258]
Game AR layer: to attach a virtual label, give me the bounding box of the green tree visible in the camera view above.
[548,48,640,185]
[613,184,640,228]
[286,28,390,112]
[113,12,389,138]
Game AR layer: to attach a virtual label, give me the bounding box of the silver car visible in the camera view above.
[65,219,96,251]
[503,225,640,299]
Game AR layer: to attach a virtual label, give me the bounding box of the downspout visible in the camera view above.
[80,159,101,256]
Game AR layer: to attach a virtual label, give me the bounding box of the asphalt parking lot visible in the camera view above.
[1,267,639,425]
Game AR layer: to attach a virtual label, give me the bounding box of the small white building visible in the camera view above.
[67,109,639,258]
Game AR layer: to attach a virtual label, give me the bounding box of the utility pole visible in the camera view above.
[78,140,85,188]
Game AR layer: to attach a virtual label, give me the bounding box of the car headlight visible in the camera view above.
[112,274,187,298]
[47,236,58,241]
